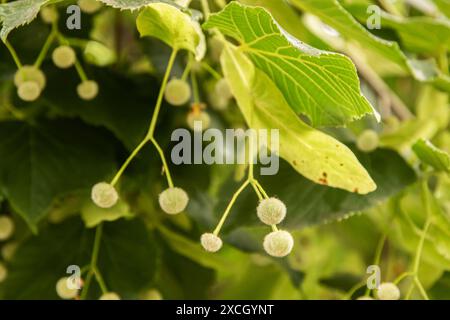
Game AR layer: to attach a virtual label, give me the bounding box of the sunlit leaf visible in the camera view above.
[0,0,49,41]
[204,2,377,127]
[221,45,376,194]
[137,3,205,59]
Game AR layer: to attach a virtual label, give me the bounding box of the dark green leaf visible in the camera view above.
[0,120,116,230]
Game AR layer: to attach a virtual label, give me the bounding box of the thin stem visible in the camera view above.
[94,267,108,294]
[34,27,57,68]
[181,56,193,81]
[414,181,432,274]
[150,137,174,188]
[201,61,222,80]
[4,40,22,68]
[251,181,263,200]
[414,277,429,300]
[147,49,178,138]
[405,180,432,299]
[271,225,278,232]
[110,50,178,188]
[91,224,103,270]
[213,179,250,235]
[394,271,414,285]
[405,282,415,300]
[74,60,88,82]
[110,137,149,186]
[254,180,269,199]
[248,133,254,180]
[80,270,94,300]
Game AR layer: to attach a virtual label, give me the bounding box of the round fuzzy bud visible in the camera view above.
[77,80,99,100]
[14,66,46,90]
[377,282,400,300]
[78,0,102,14]
[263,230,294,258]
[99,292,121,300]
[1,242,18,261]
[159,187,189,215]
[91,182,119,209]
[187,111,210,131]
[0,262,7,283]
[52,45,76,69]
[40,6,59,24]
[356,296,374,300]
[17,81,41,102]
[56,277,79,299]
[0,216,14,241]
[356,129,379,152]
[200,233,223,253]
[141,289,163,300]
[214,78,232,100]
[164,79,191,106]
[257,198,287,226]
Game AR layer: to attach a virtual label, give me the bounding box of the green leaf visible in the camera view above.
[136,3,205,59]
[346,3,450,54]
[156,234,215,299]
[81,199,133,228]
[0,0,49,41]
[0,120,116,230]
[98,0,176,10]
[221,45,376,193]
[290,0,450,93]
[0,218,158,299]
[413,139,450,173]
[204,2,376,127]
[386,183,450,270]
[433,0,450,17]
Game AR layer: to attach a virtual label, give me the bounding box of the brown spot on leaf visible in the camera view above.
[322,172,327,178]
[318,178,328,185]
[293,160,298,166]
[354,188,359,193]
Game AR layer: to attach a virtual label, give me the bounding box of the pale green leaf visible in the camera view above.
[204,2,377,127]
[345,3,450,54]
[0,120,116,230]
[81,199,133,228]
[83,40,117,67]
[413,139,450,173]
[136,3,205,59]
[221,45,376,194]
[0,0,49,41]
[291,0,450,93]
